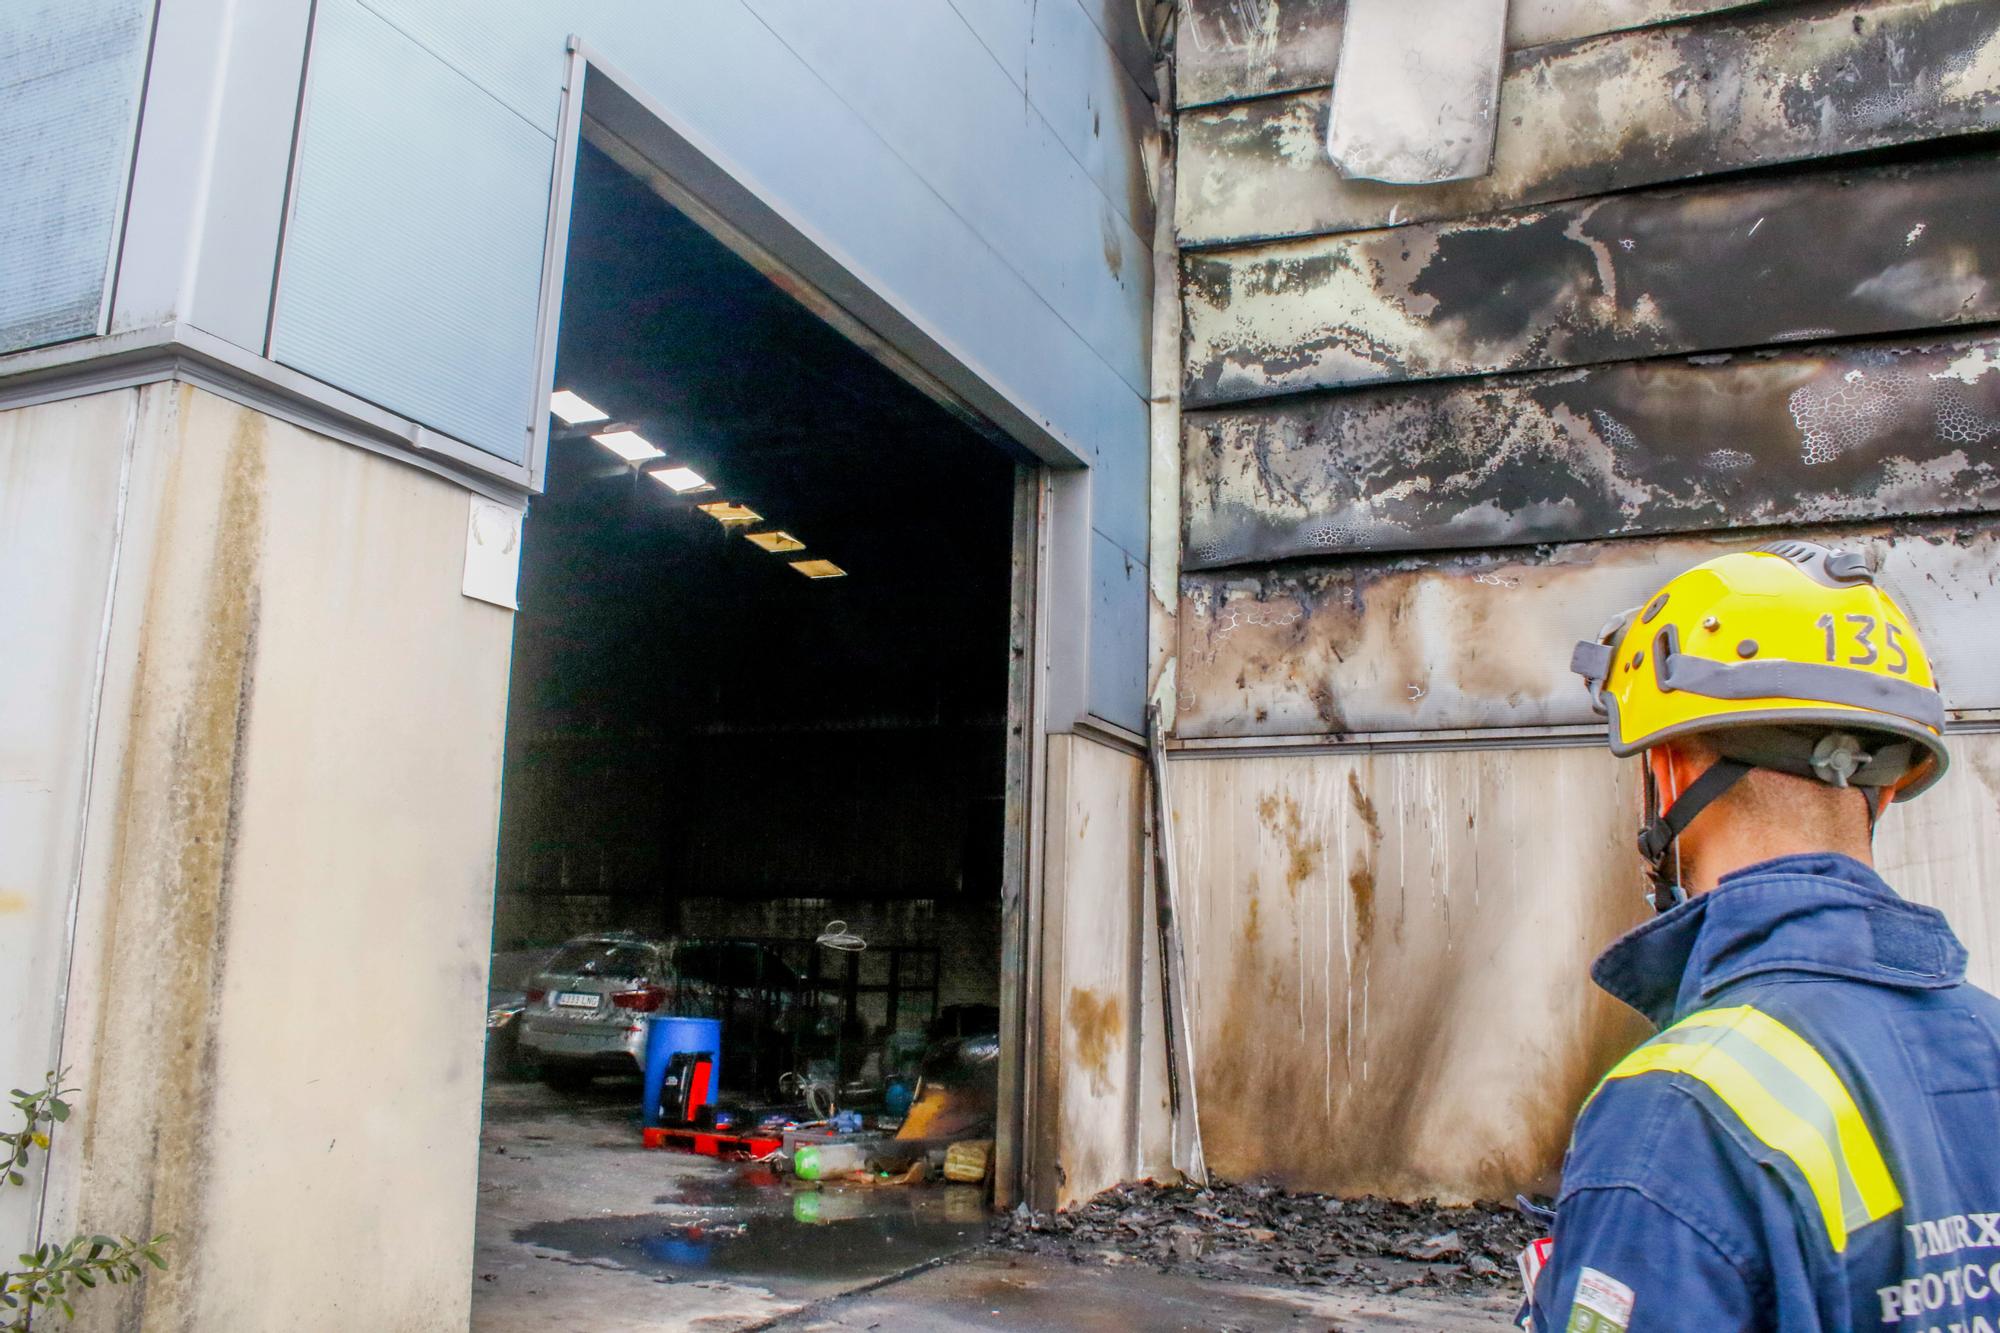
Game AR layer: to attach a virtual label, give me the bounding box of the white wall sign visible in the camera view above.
[462,495,522,609]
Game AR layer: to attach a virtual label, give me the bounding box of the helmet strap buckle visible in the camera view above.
[1810,732,1871,788]
[1637,756,1753,914]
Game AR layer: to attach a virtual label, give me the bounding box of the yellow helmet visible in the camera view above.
[1572,541,1949,800]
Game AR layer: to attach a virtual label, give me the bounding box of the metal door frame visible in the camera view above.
[529,42,1050,1206]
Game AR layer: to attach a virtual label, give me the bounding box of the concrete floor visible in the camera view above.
[471,1079,1519,1331]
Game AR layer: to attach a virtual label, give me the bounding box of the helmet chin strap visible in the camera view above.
[1638,756,1753,914]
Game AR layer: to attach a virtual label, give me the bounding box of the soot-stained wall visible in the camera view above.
[1163,0,2000,1199]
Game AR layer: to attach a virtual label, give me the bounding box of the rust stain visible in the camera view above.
[1346,861,1376,949]
[0,889,27,915]
[1257,790,1322,897]
[1346,772,1380,842]
[1347,771,1383,947]
[1067,987,1125,1097]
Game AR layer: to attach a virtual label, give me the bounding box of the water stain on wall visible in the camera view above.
[83,387,268,1324]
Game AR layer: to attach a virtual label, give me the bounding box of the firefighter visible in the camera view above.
[1529,541,2000,1332]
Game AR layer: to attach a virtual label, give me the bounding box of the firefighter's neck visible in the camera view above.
[1652,746,1879,897]
[1674,810,1878,897]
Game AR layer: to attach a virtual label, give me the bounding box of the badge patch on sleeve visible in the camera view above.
[1565,1267,1636,1333]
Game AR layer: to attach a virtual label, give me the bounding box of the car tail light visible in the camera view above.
[525,988,547,1003]
[611,985,666,1013]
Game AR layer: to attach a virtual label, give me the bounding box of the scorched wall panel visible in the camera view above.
[1165,733,2000,1201]
[1182,331,2000,569]
[1176,524,2000,739]
[1182,157,2000,406]
[1175,0,2000,247]
[1174,0,1797,108]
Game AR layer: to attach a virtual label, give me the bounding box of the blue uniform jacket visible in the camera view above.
[1531,853,2000,1332]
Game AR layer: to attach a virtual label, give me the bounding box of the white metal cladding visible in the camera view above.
[268,0,1157,727]
[0,0,154,353]
[270,0,553,465]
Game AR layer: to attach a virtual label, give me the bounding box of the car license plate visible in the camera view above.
[555,991,601,1010]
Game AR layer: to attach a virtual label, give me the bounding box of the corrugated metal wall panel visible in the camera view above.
[1182,331,2000,569]
[1089,530,1149,730]
[0,0,153,353]
[1175,0,1796,109]
[268,0,1157,725]
[1176,524,2000,739]
[932,0,1156,242]
[350,0,565,133]
[1174,0,2000,247]
[271,0,553,464]
[745,0,1151,400]
[1164,734,2000,1200]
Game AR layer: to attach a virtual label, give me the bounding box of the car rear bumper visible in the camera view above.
[520,1020,647,1071]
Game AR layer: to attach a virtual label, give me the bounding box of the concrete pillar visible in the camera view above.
[20,384,514,1330]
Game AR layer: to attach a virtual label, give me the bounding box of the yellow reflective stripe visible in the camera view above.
[1602,1040,1856,1249]
[1673,1007,1902,1226]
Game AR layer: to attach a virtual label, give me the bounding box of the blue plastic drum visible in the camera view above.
[643,1015,723,1128]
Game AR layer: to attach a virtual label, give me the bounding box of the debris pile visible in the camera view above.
[995,1180,1540,1295]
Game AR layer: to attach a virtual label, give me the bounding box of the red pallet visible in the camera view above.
[641,1126,782,1159]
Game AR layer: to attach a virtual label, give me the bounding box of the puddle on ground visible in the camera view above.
[654,1167,791,1208]
[515,1184,989,1285]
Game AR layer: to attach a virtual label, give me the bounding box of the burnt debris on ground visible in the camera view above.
[995,1179,1540,1295]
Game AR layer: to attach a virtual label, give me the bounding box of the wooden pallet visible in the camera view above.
[641,1126,783,1159]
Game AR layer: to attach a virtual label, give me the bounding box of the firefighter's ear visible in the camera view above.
[1646,744,1685,806]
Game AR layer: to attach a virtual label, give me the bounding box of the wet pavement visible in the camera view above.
[472,1079,1519,1331]
[769,1249,1520,1331]
[473,1079,986,1330]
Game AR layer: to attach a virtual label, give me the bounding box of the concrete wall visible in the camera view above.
[1161,736,2000,1203]
[0,393,137,1258]
[20,385,515,1330]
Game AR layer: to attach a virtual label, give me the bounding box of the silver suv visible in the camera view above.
[518,935,668,1085]
[518,933,805,1089]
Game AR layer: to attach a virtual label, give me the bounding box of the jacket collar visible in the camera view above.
[1591,852,1968,1029]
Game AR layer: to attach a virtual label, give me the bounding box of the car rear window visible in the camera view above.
[542,941,655,979]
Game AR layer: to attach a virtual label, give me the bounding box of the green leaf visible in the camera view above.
[49,1101,69,1123]
[145,1250,167,1271]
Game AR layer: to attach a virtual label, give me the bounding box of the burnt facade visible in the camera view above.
[1160,0,2000,1199]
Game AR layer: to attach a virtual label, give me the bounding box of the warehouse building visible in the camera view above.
[6,0,2000,1325]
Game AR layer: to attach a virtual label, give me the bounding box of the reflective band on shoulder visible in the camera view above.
[1590,1005,1901,1252]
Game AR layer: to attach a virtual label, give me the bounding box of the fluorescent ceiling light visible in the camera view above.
[650,466,712,494]
[790,559,846,579]
[592,430,663,463]
[549,389,609,425]
[697,501,762,526]
[744,530,806,554]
